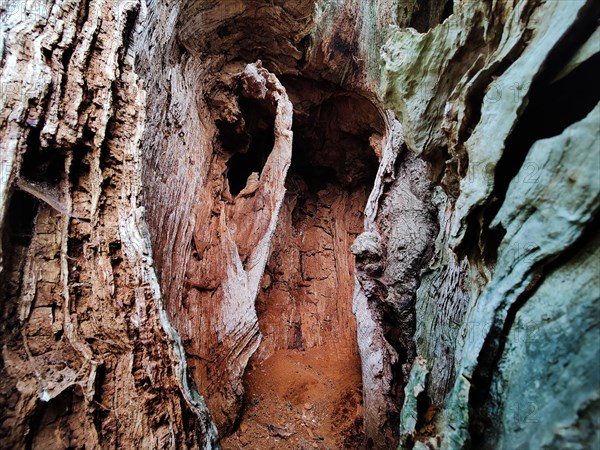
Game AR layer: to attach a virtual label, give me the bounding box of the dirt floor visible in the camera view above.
[221,344,364,449]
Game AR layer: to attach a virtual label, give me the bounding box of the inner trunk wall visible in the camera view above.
[254,182,368,362]
[2,1,596,449]
[135,0,409,445]
[254,87,384,363]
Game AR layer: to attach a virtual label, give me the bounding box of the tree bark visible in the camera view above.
[0,1,217,448]
[1,1,598,449]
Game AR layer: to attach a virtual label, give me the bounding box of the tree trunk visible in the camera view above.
[1,1,598,449]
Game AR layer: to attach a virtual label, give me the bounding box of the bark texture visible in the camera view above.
[380,1,600,449]
[1,0,598,449]
[0,1,217,448]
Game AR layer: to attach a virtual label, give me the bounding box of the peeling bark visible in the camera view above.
[0,1,217,448]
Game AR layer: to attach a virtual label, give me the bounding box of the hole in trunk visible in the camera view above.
[231,80,384,448]
[408,0,455,32]
[224,98,276,196]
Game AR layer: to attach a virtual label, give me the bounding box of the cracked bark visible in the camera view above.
[0,1,217,448]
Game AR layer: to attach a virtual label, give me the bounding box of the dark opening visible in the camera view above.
[285,85,381,194]
[509,53,600,144]
[0,190,38,334]
[26,387,77,450]
[441,1,454,22]
[236,78,385,447]
[4,190,39,246]
[20,126,64,185]
[408,0,454,33]
[223,97,275,196]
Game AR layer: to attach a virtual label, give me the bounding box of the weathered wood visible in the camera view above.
[0,1,217,448]
[1,1,598,449]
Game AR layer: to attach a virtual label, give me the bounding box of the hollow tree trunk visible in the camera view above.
[1,1,598,449]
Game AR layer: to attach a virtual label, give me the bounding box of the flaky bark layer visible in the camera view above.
[0,1,217,448]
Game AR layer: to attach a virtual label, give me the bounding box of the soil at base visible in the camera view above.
[221,344,364,449]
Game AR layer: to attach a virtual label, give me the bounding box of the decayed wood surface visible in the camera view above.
[169,62,294,433]
[0,1,217,448]
[2,1,598,449]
